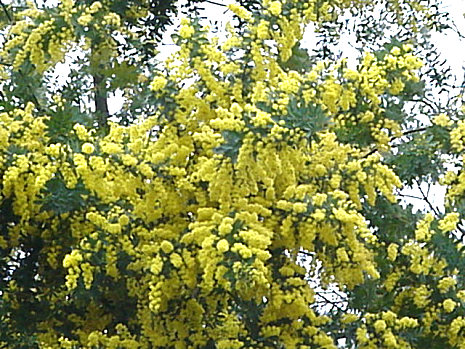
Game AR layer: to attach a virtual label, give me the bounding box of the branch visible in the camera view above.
[400,126,429,137]
[397,192,424,201]
[0,0,12,22]
[298,250,314,257]
[410,97,439,111]
[410,180,465,240]
[415,179,441,216]
[315,291,346,312]
[204,0,227,6]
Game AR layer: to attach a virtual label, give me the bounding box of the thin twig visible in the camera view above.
[397,193,424,201]
[410,97,439,111]
[400,126,429,138]
[316,292,346,312]
[415,179,441,216]
[204,0,227,6]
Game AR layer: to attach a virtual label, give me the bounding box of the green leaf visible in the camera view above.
[45,105,93,144]
[107,62,140,90]
[277,97,329,139]
[214,130,244,163]
[40,176,90,215]
[278,43,313,72]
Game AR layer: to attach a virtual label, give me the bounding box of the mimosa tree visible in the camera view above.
[1,0,465,348]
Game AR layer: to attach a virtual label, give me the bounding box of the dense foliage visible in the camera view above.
[1,0,465,347]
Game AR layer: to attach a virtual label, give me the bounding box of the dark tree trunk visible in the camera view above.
[93,73,109,128]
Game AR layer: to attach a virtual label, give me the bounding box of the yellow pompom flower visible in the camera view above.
[374,319,387,333]
[118,215,130,227]
[161,240,174,254]
[228,4,252,21]
[387,243,398,261]
[438,276,457,293]
[268,1,282,16]
[179,18,195,38]
[443,299,456,313]
[438,213,460,232]
[217,239,230,253]
[81,142,94,154]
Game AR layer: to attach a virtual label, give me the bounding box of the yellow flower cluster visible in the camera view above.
[77,1,103,26]
[309,49,423,150]
[451,120,465,152]
[357,311,419,348]
[373,210,465,347]
[1,0,128,74]
[433,113,453,127]
[438,212,460,232]
[2,2,78,72]
[179,18,196,38]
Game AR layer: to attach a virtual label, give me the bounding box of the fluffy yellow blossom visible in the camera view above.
[118,215,130,226]
[179,23,195,39]
[217,239,230,253]
[336,248,350,263]
[0,1,440,347]
[150,76,167,91]
[267,1,282,16]
[383,331,397,347]
[313,193,327,206]
[398,317,418,329]
[443,299,456,313]
[390,46,401,56]
[62,250,83,269]
[389,78,405,95]
[170,253,183,268]
[81,142,95,154]
[450,120,465,151]
[73,123,92,141]
[415,213,434,241]
[413,285,431,308]
[77,14,92,26]
[341,313,359,324]
[438,277,457,293]
[387,243,398,261]
[374,319,387,333]
[228,4,252,21]
[433,113,453,127]
[402,44,413,52]
[160,240,174,254]
[438,212,460,232]
[256,20,270,39]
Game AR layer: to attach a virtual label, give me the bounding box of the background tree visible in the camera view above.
[1,0,465,348]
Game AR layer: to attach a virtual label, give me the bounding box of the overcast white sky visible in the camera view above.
[434,0,465,79]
